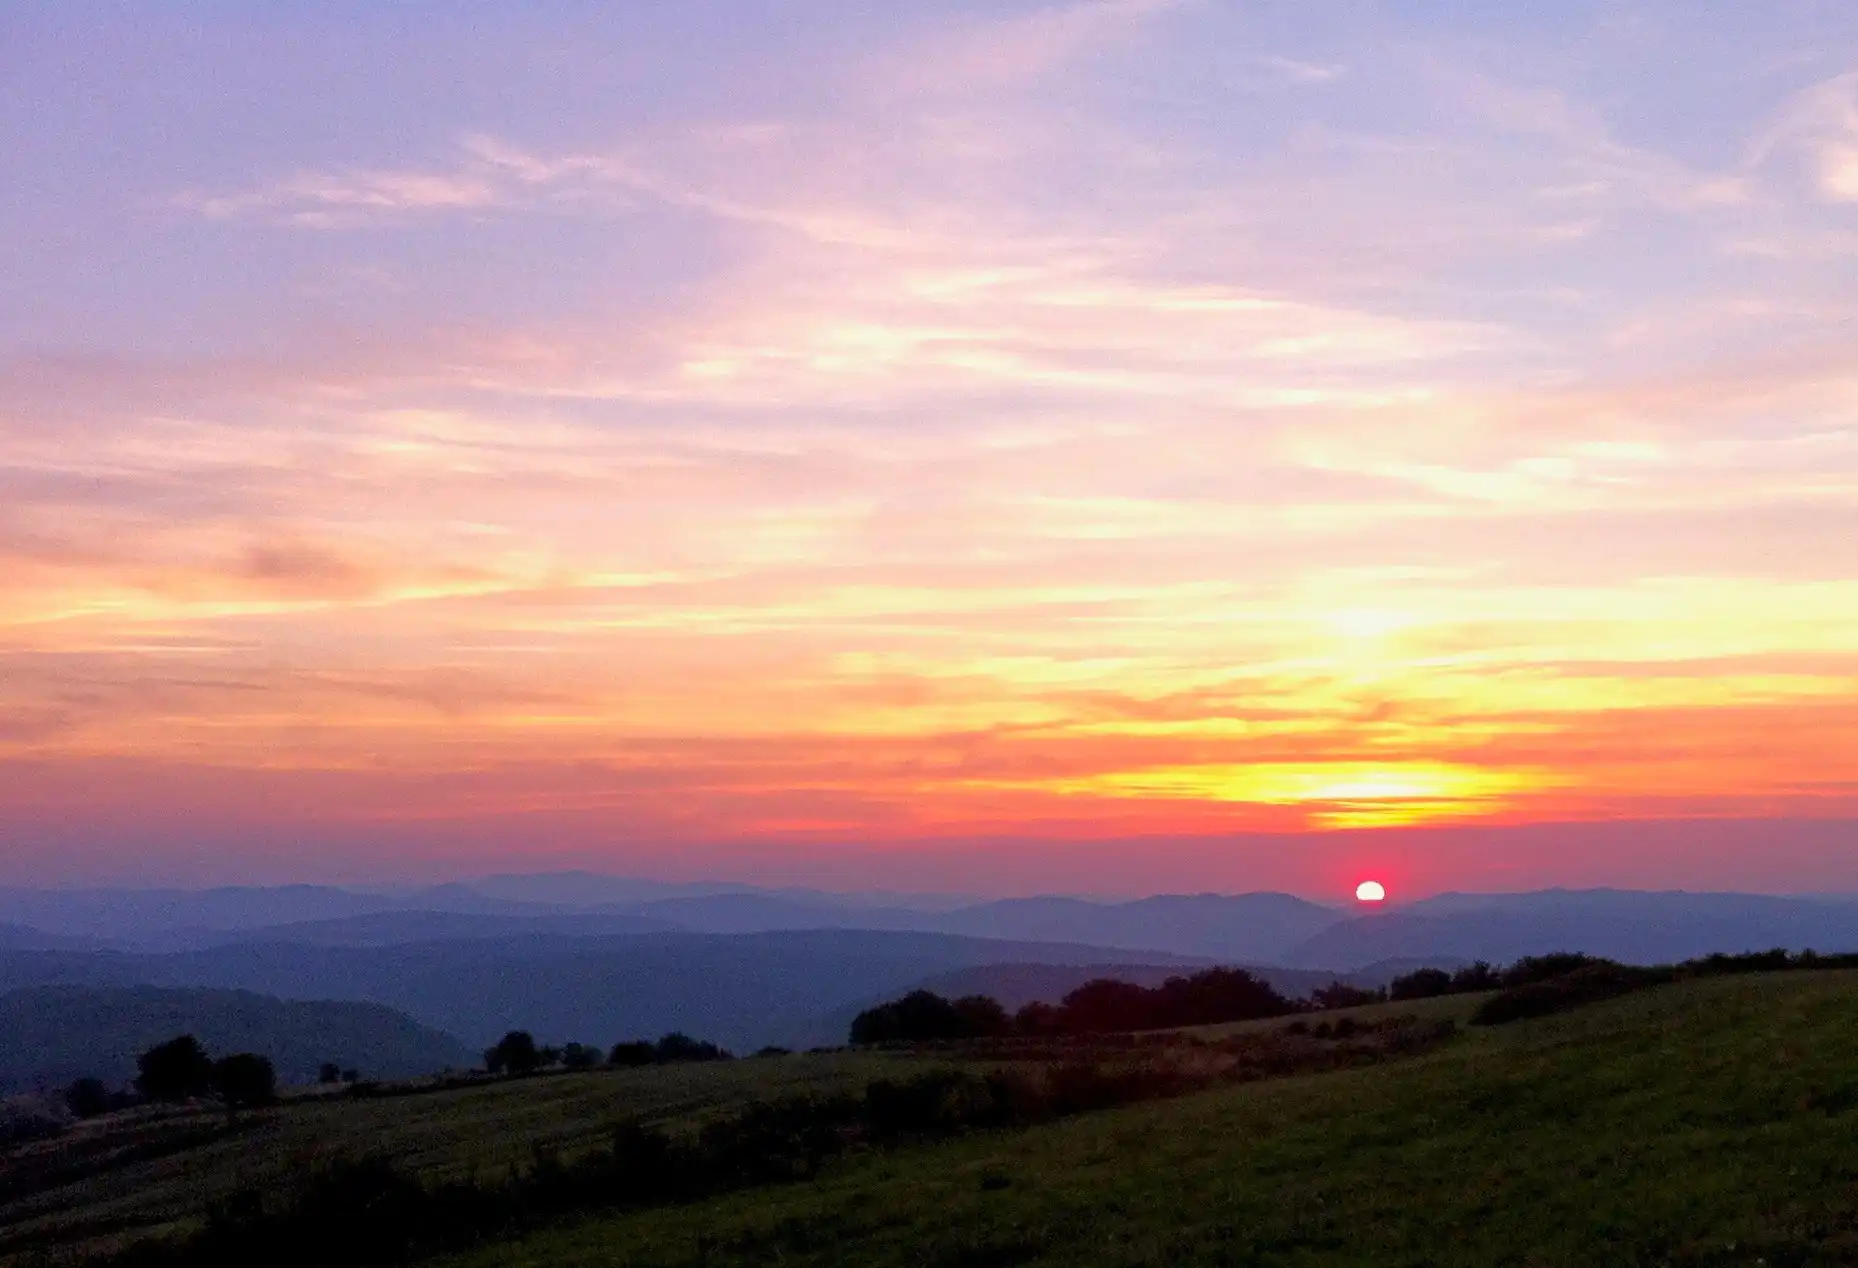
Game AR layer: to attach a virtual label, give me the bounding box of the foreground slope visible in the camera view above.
[0,1052,923,1264]
[444,970,1858,1267]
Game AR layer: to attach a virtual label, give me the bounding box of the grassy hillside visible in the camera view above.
[431,970,1858,1267]
[0,1051,924,1264]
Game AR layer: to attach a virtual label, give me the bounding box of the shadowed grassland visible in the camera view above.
[0,1052,923,1265]
[1172,989,1490,1040]
[434,971,1858,1268]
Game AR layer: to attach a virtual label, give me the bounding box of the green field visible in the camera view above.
[0,1052,928,1265]
[431,971,1858,1267]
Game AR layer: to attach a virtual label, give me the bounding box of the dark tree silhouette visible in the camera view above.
[212,1054,277,1109]
[608,1040,657,1068]
[65,1077,112,1119]
[654,1033,729,1063]
[318,1063,343,1085]
[1452,961,1501,991]
[1389,968,1454,1000]
[485,1031,541,1076]
[137,1035,214,1102]
[561,1043,601,1071]
[857,969,1295,1044]
[1311,981,1384,1010]
[851,990,984,1044]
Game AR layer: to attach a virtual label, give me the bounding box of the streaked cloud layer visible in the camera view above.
[2,2,1855,890]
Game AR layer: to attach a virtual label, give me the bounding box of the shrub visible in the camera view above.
[212,1054,277,1110]
[1471,962,1668,1026]
[852,991,997,1044]
[485,1032,541,1076]
[1451,961,1501,992]
[1311,981,1384,1010]
[137,1036,214,1102]
[1389,967,1454,1000]
[608,1040,657,1068]
[855,969,1296,1044]
[655,1033,730,1063]
[65,1077,115,1119]
[1500,953,1606,988]
[560,1043,601,1071]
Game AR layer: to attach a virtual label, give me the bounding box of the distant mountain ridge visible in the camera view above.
[0,930,1213,1052]
[0,985,472,1093]
[0,884,1342,963]
[1285,889,1858,970]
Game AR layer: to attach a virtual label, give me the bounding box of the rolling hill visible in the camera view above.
[0,930,1210,1052]
[0,985,472,1092]
[435,968,1858,1267]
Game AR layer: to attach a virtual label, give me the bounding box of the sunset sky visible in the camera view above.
[3,2,1856,894]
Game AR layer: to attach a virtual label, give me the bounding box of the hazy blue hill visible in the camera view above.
[1289,890,1858,970]
[0,930,1210,1053]
[0,884,557,948]
[623,891,1341,961]
[201,909,684,948]
[0,923,105,952]
[0,985,472,1092]
[928,893,1340,961]
[627,893,929,934]
[0,883,1342,962]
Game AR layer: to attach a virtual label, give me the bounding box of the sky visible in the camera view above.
[2,1,1856,896]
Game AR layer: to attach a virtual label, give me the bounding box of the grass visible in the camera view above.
[1170,989,1489,1039]
[429,970,1858,1268]
[0,1052,926,1265]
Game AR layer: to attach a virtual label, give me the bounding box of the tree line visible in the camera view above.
[61,1036,281,1121]
[483,1030,731,1075]
[61,1027,738,1122]
[851,948,1858,1045]
[850,967,1297,1043]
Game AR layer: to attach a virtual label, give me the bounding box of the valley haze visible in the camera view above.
[7,874,1858,1088]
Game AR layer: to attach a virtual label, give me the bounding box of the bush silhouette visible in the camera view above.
[485,1031,541,1076]
[852,990,1009,1043]
[655,1033,729,1063]
[137,1035,214,1102]
[608,1040,657,1068]
[855,970,1294,1043]
[65,1077,114,1119]
[560,1043,601,1071]
[1389,968,1454,1000]
[1472,961,1666,1026]
[1312,981,1384,1010]
[1452,961,1501,991]
[212,1054,277,1109]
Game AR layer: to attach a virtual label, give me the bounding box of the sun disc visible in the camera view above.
[1355,880,1387,904]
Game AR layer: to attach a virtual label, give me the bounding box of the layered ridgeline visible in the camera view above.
[0,986,472,1092]
[0,931,1215,1055]
[8,882,1858,968]
[6,883,1858,1068]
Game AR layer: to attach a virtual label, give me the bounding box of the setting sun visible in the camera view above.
[1356,881,1388,904]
